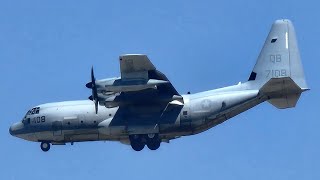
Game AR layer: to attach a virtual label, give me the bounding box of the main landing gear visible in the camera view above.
[129,134,161,151]
[40,142,51,152]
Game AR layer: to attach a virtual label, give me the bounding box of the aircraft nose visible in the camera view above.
[9,122,24,136]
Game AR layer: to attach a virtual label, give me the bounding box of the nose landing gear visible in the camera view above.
[129,134,161,151]
[40,142,51,152]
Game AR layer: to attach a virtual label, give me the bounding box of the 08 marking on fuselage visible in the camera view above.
[31,116,46,124]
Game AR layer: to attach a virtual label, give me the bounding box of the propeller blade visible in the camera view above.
[90,66,99,114]
[94,100,98,114]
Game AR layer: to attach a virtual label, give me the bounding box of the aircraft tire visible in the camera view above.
[146,134,161,150]
[146,140,161,150]
[129,135,145,151]
[40,142,50,152]
[130,141,145,151]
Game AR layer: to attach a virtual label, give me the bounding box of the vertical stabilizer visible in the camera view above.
[248,19,309,108]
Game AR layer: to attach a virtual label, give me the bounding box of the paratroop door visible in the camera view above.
[52,121,62,136]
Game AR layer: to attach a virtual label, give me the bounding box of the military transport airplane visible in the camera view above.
[10,19,308,152]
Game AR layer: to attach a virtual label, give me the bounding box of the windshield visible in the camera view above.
[25,107,40,117]
[22,107,40,123]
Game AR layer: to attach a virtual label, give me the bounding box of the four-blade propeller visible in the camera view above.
[86,67,99,114]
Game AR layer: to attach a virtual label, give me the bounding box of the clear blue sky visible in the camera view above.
[1,1,319,179]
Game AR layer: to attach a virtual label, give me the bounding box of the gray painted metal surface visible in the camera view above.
[9,19,309,151]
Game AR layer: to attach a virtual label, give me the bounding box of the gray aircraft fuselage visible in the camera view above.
[10,83,259,144]
[9,19,308,152]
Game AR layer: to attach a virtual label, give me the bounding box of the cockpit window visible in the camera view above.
[22,107,40,123]
[25,107,41,117]
[22,117,31,124]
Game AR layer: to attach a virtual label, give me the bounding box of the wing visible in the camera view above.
[119,54,179,95]
[94,54,183,124]
[118,54,180,96]
[120,54,156,81]
[95,54,182,108]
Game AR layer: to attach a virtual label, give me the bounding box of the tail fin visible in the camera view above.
[248,19,309,108]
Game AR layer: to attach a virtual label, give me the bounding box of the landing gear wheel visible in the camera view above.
[40,142,50,152]
[129,135,145,151]
[131,141,145,151]
[146,134,161,150]
[147,140,161,150]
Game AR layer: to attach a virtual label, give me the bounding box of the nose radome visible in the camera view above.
[9,122,24,136]
[9,126,13,135]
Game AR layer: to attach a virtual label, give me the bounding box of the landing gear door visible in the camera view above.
[52,121,62,136]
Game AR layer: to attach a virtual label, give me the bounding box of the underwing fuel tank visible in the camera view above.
[86,78,169,93]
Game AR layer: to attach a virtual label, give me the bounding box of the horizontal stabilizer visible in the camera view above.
[260,77,305,109]
[267,94,301,109]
